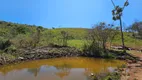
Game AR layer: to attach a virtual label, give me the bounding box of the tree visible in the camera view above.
[33,26,43,47]
[111,0,129,52]
[61,31,69,46]
[92,22,110,52]
[130,21,142,39]
[108,27,119,49]
[83,22,113,57]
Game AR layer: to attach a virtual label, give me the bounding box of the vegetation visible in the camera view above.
[0,21,142,52]
[111,0,129,52]
[0,20,141,66]
[82,22,117,57]
[0,0,142,80]
[127,21,142,39]
[92,72,121,80]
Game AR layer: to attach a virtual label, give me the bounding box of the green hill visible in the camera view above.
[0,21,142,50]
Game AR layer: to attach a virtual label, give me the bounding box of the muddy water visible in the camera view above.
[0,57,125,80]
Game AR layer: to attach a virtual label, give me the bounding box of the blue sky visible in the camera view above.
[0,0,142,28]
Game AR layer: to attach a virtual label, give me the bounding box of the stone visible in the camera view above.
[18,57,24,60]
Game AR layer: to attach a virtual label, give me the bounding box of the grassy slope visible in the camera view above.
[51,28,88,39]
[112,32,142,48]
[53,28,142,49]
[0,21,141,49]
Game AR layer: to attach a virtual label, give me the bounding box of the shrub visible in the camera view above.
[4,45,17,53]
[83,41,104,57]
[11,34,34,48]
[0,37,11,50]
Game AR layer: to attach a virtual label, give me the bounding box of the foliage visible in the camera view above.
[83,40,104,57]
[84,22,114,54]
[0,37,11,50]
[91,22,111,51]
[127,21,142,39]
[92,72,121,80]
[0,20,142,51]
[108,27,119,49]
[111,0,129,21]
[60,31,69,46]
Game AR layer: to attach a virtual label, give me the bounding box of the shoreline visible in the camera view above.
[1,46,141,80]
[0,46,82,65]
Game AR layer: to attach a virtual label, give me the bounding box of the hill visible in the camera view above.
[0,21,142,50]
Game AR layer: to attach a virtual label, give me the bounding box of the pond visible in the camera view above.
[0,57,125,80]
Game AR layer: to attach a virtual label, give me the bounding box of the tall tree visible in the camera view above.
[111,0,129,52]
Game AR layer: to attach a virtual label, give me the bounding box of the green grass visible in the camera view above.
[112,32,142,48]
[68,40,85,50]
[50,28,88,39]
[0,20,142,50]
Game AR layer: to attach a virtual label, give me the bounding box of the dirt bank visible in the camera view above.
[121,51,142,80]
[0,46,82,65]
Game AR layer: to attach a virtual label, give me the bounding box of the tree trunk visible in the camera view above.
[120,16,125,52]
[110,40,112,49]
[102,41,106,52]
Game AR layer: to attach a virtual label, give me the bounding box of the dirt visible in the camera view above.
[0,46,82,65]
[121,51,142,80]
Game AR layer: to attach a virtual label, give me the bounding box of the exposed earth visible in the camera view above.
[121,51,142,80]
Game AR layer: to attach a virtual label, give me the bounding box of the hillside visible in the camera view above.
[0,21,142,50]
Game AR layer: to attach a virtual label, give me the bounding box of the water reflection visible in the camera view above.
[55,63,71,79]
[27,68,40,77]
[0,57,125,80]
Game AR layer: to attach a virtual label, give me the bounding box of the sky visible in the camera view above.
[0,0,142,28]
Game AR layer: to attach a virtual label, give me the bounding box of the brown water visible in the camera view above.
[0,57,125,80]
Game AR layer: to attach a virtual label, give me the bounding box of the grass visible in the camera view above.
[54,29,142,49]
[112,32,142,48]
[68,40,85,50]
[0,20,142,50]
[50,28,88,40]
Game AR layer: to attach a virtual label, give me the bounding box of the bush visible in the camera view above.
[4,45,17,53]
[0,37,11,50]
[11,34,34,48]
[83,42,104,57]
[101,52,116,59]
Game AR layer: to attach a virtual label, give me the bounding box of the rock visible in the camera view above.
[127,65,132,68]
[135,64,142,67]
[18,57,24,60]
[126,59,133,64]
[90,73,94,76]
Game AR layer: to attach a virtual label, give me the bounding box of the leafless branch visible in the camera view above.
[111,0,116,8]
